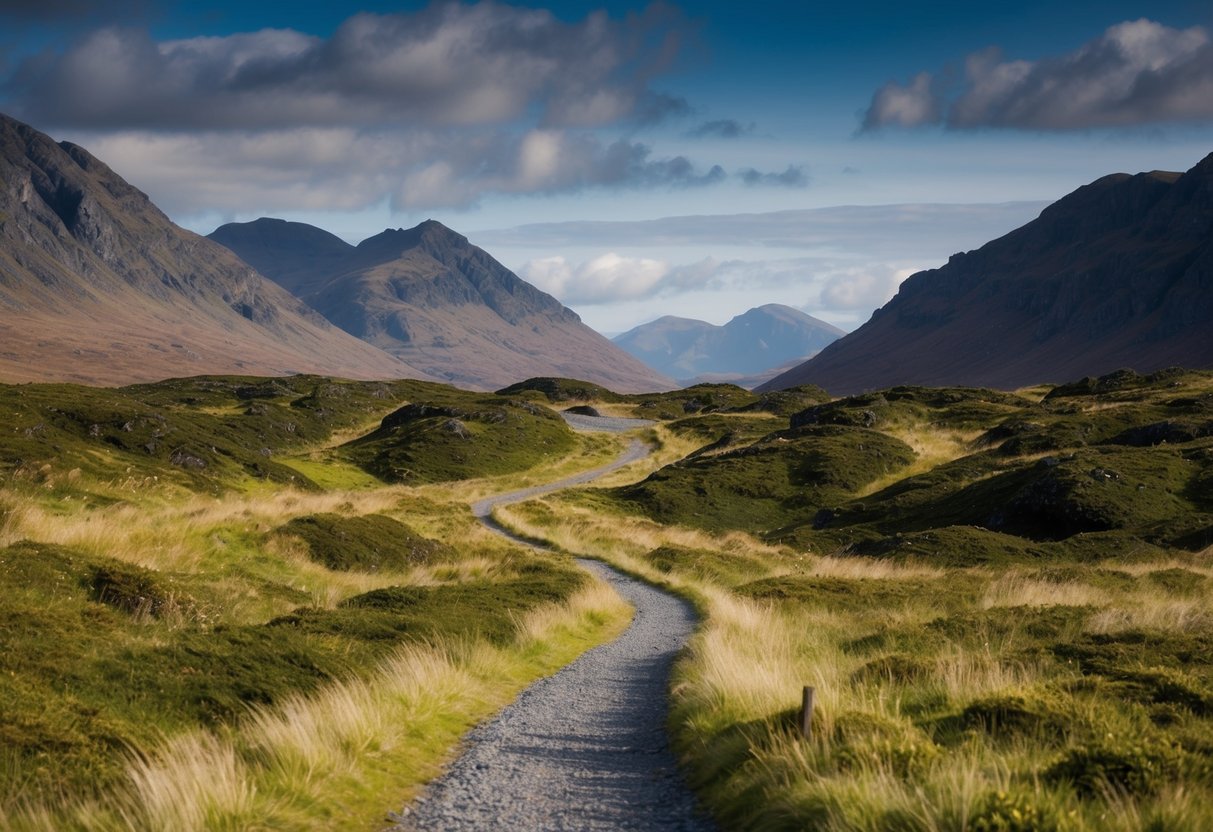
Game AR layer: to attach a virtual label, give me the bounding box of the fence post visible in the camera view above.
[800,685,815,740]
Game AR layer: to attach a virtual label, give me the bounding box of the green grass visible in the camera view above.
[0,372,645,829]
[611,424,916,533]
[276,513,454,571]
[341,394,577,484]
[488,367,1213,832]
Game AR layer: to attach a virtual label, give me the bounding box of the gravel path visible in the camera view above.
[389,427,715,832]
[560,412,655,434]
[469,438,650,519]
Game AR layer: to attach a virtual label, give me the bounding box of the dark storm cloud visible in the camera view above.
[6,3,689,130]
[863,19,1213,130]
[687,118,754,138]
[739,164,807,187]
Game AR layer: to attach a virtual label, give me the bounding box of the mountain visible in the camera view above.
[613,304,844,384]
[209,218,673,391]
[0,113,419,386]
[761,156,1213,394]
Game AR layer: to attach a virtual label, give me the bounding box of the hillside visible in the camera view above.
[0,113,419,385]
[210,218,673,392]
[614,304,843,384]
[762,155,1213,394]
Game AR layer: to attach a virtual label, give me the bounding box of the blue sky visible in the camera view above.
[3,1,1212,332]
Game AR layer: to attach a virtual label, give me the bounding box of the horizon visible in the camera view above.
[4,1,1212,331]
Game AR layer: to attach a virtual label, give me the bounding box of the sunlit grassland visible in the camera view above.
[494,474,1213,830]
[2,580,630,832]
[0,397,640,830]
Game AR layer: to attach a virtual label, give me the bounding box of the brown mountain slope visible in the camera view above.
[761,156,1213,394]
[210,218,673,392]
[0,113,421,386]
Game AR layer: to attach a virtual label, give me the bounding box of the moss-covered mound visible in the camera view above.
[611,425,915,533]
[274,564,584,646]
[627,383,759,420]
[665,414,787,450]
[0,375,447,490]
[791,385,1028,431]
[277,513,453,571]
[1042,367,1192,401]
[495,377,624,403]
[735,385,831,417]
[342,395,576,483]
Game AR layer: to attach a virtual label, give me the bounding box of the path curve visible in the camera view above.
[389,421,714,831]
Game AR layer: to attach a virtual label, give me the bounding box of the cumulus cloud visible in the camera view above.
[687,118,754,138]
[519,254,721,304]
[739,164,808,187]
[862,72,940,129]
[863,19,1213,130]
[7,4,689,130]
[819,265,917,310]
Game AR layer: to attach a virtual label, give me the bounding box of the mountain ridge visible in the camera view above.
[210,217,672,391]
[0,113,420,386]
[761,154,1213,394]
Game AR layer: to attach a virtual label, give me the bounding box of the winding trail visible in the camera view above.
[389,416,715,831]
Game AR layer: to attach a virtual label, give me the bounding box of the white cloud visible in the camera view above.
[520,254,720,304]
[863,19,1213,130]
[819,265,916,310]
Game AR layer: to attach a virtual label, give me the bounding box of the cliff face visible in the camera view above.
[0,113,419,385]
[211,218,673,392]
[761,157,1213,395]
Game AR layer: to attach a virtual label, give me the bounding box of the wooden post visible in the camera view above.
[800,685,815,740]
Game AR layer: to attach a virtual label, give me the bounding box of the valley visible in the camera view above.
[1,368,1211,830]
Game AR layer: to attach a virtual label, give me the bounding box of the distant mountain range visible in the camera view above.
[210,218,672,391]
[0,113,417,385]
[763,154,1213,394]
[613,304,843,386]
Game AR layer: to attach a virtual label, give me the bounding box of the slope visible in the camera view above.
[761,155,1213,394]
[0,113,419,385]
[209,218,673,392]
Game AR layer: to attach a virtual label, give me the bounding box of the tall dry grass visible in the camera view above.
[3,573,631,832]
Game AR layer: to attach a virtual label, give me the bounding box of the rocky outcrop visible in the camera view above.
[761,157,1213,395]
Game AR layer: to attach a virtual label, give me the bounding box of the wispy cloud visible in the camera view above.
[687,118,754,138]
[739,164,808,187]
[478,201,1048,259]
[863,19,1213,130]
